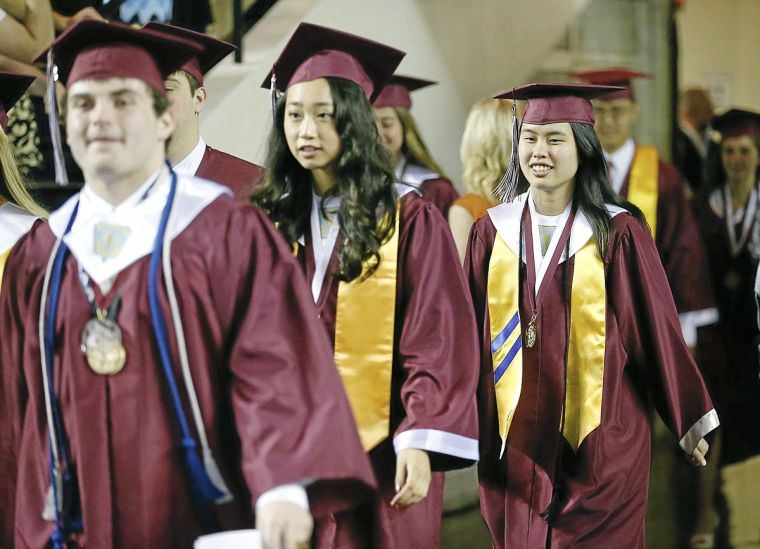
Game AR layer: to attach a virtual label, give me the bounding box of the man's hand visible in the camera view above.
[687,437,709,466]
[256,501,313,549]
[390,448,431,508]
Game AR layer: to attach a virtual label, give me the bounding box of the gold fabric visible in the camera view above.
[487,233,523,456]
[0,247,11,291]
[333,211,400,451]
[488,227,607,453]
[563,239,606,450]
[721,455,760,546]
[626,145,659,239]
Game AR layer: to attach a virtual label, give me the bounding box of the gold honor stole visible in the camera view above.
[0,247,11,291]
[487,231,606,454]
[333,211,401,452]
[626,145,658,239]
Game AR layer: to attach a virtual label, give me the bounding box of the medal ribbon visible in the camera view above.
[724,183,758,257]
[521,200,577,339]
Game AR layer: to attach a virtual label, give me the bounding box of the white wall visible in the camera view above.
[201,0,591,189]
[677,0,760,112]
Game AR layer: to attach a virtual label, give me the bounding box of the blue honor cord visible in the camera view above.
[42,168,221,546]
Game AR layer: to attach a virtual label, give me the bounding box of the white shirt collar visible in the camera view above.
[173,136,207,178]
[528,193,572,294]
[487,191,627,266]
[48,167,230,287]
[604,138,636,194]
[0,202,37,254]
[308,190,342,303]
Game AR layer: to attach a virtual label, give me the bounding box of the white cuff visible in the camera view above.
[255,484,309,514]
[393,429,479,461]
[678,307,720,347]
[679,409,720,454]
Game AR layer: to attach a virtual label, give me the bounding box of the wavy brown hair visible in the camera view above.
[252,77,396,282]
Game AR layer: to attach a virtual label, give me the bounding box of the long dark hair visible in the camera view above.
[507,122,644,259]
[252,77,396,282]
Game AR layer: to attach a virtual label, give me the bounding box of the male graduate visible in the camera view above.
[573,68,719,352]
[0,20,375,549]
[144,21,264,201]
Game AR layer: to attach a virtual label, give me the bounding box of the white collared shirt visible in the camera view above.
[309,191,342,302]
[173,136,207,178]
[527,193,572,295]
[604,138,636,194]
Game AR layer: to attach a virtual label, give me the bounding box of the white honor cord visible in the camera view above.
[724,185,758,257]
[38,236,64,514]
[161,201,232,503]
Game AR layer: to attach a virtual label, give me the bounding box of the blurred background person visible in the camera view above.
[144,22,264,200]
[1,71,46,285]
[373,75,459,217]
[692,108,760,549]
[448,97,512,263]
[675,87,715,193]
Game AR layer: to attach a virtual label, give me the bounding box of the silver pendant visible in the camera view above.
[81,318,127,375]
[525,314,538,348]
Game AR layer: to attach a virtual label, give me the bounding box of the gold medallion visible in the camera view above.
[80,318,127,375]
[525,314,538,348]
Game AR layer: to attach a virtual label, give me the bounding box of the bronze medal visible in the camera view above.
[80,317,127,375]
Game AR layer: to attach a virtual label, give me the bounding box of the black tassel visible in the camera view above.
[493,99,520,202]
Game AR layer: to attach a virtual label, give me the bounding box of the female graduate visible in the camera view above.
[465,83,718,548]
[691,109,760,545]
[254,23,479,548]
[0,71,45,280]
[372,75,459,217]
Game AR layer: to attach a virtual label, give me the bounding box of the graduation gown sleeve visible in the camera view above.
[391,196,479,470]
[607,215,719,451]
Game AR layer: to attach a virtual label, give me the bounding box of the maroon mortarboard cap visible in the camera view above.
[0,71,35,132]
[35,19,202,94]
[712,109,760,140]
[261,22,405,101]
[494,82,626,125]
[143,21,235,87]
[571,68,650,101]
[373,75,436,109]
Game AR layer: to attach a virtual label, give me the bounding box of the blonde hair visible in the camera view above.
[0,127,47,217]
[395,107,447,178]
[460,98,513,201]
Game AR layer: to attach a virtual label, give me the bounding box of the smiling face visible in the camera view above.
[373,106,404,166]
[283,78,342,181]
[65,77,174,185]
[518,122,579,195]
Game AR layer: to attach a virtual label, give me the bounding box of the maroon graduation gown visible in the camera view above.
[195,146,264,202]
[467,211,716,548]
[418,177,459,219]
[0,195,376,548]
[619,160,716,318]
[692,190,760,465]
[298,193,479,548]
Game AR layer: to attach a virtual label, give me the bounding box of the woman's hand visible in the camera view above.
[390,448,431,507]
[687,437,709,466]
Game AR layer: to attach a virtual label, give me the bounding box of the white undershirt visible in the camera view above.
[172,136,207,177]
[527,192,572,296]
[603,138,636,194]
[309,191,341,302]
[0,8,7,21]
